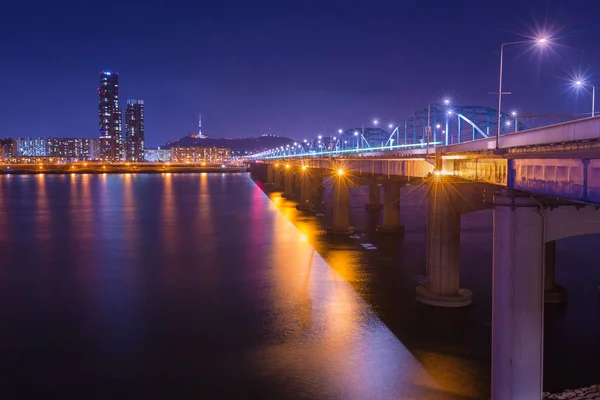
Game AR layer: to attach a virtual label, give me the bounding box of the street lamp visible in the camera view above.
[427,98,451,152]
[575,80,596,117]
[496,37,549,150]
[373,119,379,126]
[511,111,518,132]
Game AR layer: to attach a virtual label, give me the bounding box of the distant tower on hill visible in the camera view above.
[198,114,206,138]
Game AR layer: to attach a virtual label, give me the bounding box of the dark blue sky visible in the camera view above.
[1,0,599,146]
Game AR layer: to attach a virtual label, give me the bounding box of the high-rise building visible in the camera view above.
[125,100,144,162]
[98,71,122,161]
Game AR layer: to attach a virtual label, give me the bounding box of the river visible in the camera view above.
[0,173,598,398]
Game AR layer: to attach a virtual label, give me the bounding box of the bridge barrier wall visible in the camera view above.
[298,158,433,178]
[442,115,600,154]
[512,159,590,202]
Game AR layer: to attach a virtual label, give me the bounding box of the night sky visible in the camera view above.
[1,0,600,146]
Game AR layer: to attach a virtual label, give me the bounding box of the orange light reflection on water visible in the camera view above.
[260,199,448,399]
[263,174,476,398]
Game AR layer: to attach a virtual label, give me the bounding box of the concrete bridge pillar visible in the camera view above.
[297,169,313,211]
[376,182,404,234]
[544,240,568,304]
[327,174,354,235]
[491,190,544,400]
[273,165,283,190]
[364,181,382,210]
[282,168,294,198]
[266,164,275,186]
[416,178,472,307]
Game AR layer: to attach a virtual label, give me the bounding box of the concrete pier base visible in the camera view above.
[364,182,383,210]
[415,286,472,307]
[416,178,471,307]
[492,190,544,400]
[328,174,354,235]
[376,181,404,234]
[544,240,568,304]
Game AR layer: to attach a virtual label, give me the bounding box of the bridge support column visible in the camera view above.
[265,164,275,186]
[296,170,313,211]
[416,178,472,307]
[327,175,354,235]
[544,240,568,304]
[491,190,544,400]
[364,182,383,210]
[282,169,293,198]
[376,182,404,234]
[273,166,283,190]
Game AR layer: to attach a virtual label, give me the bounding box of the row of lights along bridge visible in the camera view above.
[255,35,597,159]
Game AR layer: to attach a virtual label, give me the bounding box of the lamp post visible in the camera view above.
[496,37,548,151]
[426,99,450,156]
[575,80,596,117]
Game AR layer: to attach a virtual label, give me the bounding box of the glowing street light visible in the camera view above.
[373,119,379,125]
[338,129,343,134]
[574,80,596,117]
[337,168,344,176]
[427,98,452,151]
[496,36,550,150]
[511,111,518,132]
[388,123,393,129]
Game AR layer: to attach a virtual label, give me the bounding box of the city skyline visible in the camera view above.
[2,1,600,146]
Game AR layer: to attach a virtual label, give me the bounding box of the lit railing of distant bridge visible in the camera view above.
[248,104,531,160]
[249,141,443,159]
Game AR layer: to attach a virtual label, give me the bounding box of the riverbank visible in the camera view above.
[544,385,600,399]
[0,164,248,174]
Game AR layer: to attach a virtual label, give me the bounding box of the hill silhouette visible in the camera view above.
[163,134,295,153]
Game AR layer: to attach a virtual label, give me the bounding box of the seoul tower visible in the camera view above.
[198,114,206,138]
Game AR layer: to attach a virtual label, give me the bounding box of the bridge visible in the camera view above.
[248,113,600,400]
